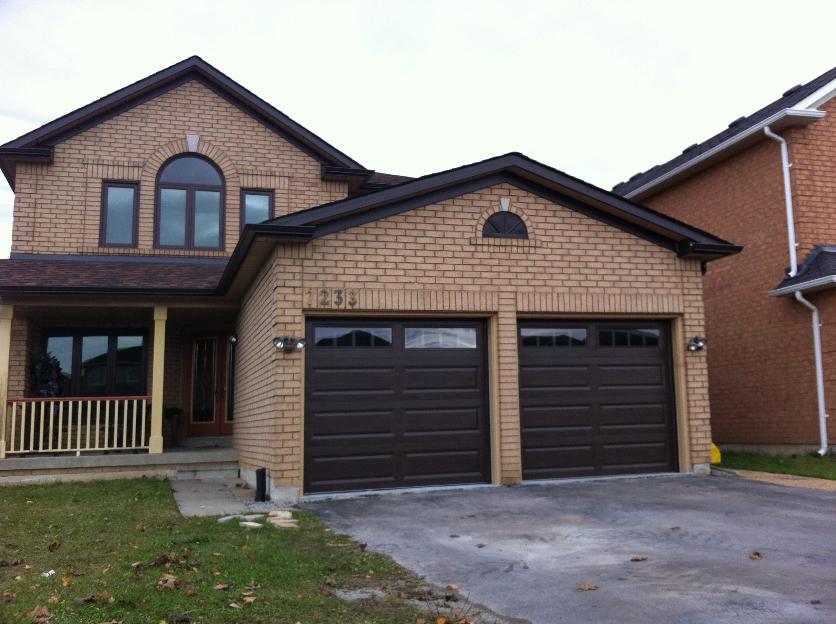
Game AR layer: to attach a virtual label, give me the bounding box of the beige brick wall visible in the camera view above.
[234,182,711,492]
[11,80,348,256]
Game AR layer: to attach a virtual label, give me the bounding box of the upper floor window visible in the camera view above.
[482,211,528,239]
[241,189,274,229]
[100,182,138,247]
[155,155,225,250]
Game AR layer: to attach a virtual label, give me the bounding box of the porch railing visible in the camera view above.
[4,396,151,455]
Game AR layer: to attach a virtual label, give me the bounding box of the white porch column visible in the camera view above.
[149,306,167,454]
[0,305,13,459]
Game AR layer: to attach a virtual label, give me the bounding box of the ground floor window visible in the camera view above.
[37,330,147,397]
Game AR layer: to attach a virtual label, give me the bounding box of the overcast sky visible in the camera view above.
[1,0,835,258]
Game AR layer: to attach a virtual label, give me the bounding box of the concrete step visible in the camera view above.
[175,463,239,481]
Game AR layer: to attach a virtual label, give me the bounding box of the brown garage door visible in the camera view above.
[304,319,491,493]
[519,320,677,479]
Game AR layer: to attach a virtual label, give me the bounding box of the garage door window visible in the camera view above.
[405,327,477,349]
[314,327,392,347]
[520,328,586,347]
[599,328,660,347]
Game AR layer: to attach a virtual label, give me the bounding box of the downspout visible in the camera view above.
[764,126,799,276]
[794,292,829,456]
[764,126,829,455]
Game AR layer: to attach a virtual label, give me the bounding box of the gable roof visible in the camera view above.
[613,65,836,199]
[264,152,740,259]
[0,56,364,188]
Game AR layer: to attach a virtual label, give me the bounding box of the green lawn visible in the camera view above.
[717,451,836,481]
[0,479,430,624]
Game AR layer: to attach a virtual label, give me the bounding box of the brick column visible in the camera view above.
[496,294,522,484]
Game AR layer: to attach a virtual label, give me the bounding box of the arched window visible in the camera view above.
[482,211,528,239]
[156,155,225,249]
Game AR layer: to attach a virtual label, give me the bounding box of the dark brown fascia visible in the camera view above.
[0,56,363,189]
[215,223,314,295]
[320,164,376,195]
[0,147,54,188]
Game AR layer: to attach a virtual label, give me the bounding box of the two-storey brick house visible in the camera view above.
[614,65,836,456]
[0,57,738,499]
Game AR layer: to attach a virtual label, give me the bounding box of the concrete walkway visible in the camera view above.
[723,468,836,492]
[171,478,286,517]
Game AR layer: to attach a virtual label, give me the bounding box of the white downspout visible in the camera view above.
[765,126,829,455]
[764,126,799,276]
[794,292,829,456]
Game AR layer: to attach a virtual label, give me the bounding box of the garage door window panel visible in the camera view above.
[521,328,587,347]
[599,328,660,347]
[314,327,392,347]
[405,327,477,349]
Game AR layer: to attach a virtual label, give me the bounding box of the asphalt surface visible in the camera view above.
[303,475,836,624]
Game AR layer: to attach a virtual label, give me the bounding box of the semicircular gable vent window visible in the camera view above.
[482,212,528,239]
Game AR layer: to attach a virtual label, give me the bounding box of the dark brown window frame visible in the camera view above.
[40,328,149,398]
[239,188,275,231]
[154,154,226,251]
[100,180,140,248]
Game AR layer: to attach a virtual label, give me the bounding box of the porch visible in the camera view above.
[0,301,239,474]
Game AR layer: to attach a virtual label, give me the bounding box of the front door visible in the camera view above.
[187,336,233,437]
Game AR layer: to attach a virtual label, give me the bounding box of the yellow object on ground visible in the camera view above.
[711,443,722,464]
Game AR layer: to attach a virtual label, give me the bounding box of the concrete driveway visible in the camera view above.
[303,475,836,624]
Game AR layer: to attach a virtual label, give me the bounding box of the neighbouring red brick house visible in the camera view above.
[614,65,836,455]
[0,57,739,497]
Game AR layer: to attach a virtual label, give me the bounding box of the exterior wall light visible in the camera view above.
[228,335,238,345]
[687,336,707,352]
[273,336,306,353]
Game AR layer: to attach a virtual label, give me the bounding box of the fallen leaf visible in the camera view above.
[243,582,261,590]
[630,555,648,562]
[749,551,764,561]
[27,604,53,622]
[320,588,333,597]
[324,577,336,586]
[47,542,61,552]
[211,552,222,557]
[417,619,427,624]
[577,583,599,591]
[242,596,256,604]
[61,576,72,587]
[229,602,242,609]
[435,617,449,624]
[2,591,15,602]
[447,583,460,591]
[48,596,59,604]
[184,588,197,598]
[214,583,231,591]
[135,523,146,532]
[211,567,221,576]
[157,574,180,591]
[74,591,109,604]
[70,569,85,577]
